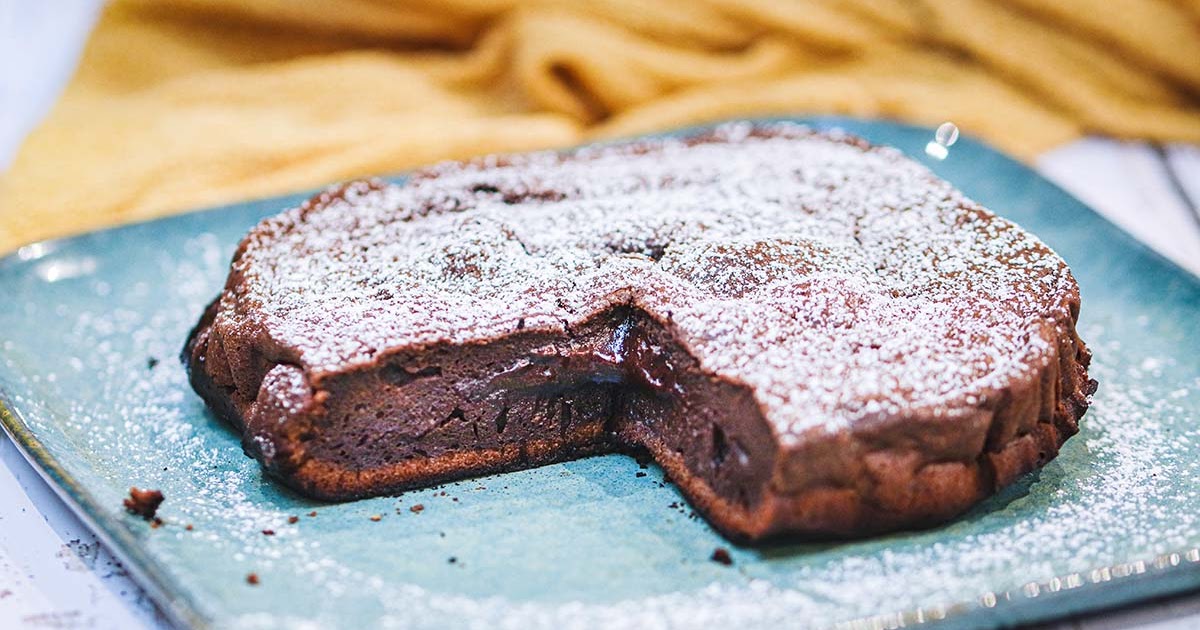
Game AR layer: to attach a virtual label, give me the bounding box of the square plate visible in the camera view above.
[2,117,1198,630]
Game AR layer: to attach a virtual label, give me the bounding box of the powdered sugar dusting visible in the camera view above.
[4,245,1195,630]
[1,159,1197,628]
[220,122,1075,437]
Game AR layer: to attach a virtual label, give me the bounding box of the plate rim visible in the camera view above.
[1,115,1199,630]
[0,407,210,629]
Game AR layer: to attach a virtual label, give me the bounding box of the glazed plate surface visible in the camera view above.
[2,118,1199,629]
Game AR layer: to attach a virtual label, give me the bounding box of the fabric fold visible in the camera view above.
[2,0,1198,251]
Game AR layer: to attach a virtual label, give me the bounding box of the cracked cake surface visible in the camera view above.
[185,122,1095,541]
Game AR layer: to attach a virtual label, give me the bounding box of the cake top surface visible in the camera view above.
[219,122,1076,440]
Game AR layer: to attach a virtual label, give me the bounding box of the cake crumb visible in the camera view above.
[369,514,382,522]
[184,524,194,531]
[410,504,425,513]
[246,573,259,585]
[710,548,733,566]
[308,511,317,517]
[123,487,164,520]
[150,518,164,529]
[262,529,275,536]
[287,516,299,524]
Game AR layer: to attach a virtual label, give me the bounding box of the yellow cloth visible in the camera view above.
[3,0,1200,252]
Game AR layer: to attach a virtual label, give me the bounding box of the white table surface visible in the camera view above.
[2,3,1198,629]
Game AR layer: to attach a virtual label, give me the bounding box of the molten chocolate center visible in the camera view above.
[482,309,681,400]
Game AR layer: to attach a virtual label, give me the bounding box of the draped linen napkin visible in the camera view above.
[3,0,1199,251]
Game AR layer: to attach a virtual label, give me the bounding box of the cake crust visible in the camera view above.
[184,123,1095,541]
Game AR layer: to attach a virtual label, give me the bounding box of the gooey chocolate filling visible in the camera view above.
[305,306,776,511]
[483,309,683,399]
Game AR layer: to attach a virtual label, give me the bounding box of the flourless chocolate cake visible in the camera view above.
[184,123,1095,541]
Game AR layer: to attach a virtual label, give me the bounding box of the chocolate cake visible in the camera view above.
[123,487,164,520]
[184,123,1095,541]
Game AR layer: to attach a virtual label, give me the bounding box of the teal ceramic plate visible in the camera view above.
[2,118,1198,630]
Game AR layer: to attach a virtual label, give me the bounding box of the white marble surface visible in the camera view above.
[1,3,1198,629]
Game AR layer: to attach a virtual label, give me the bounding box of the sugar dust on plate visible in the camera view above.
[925,122,959,161]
